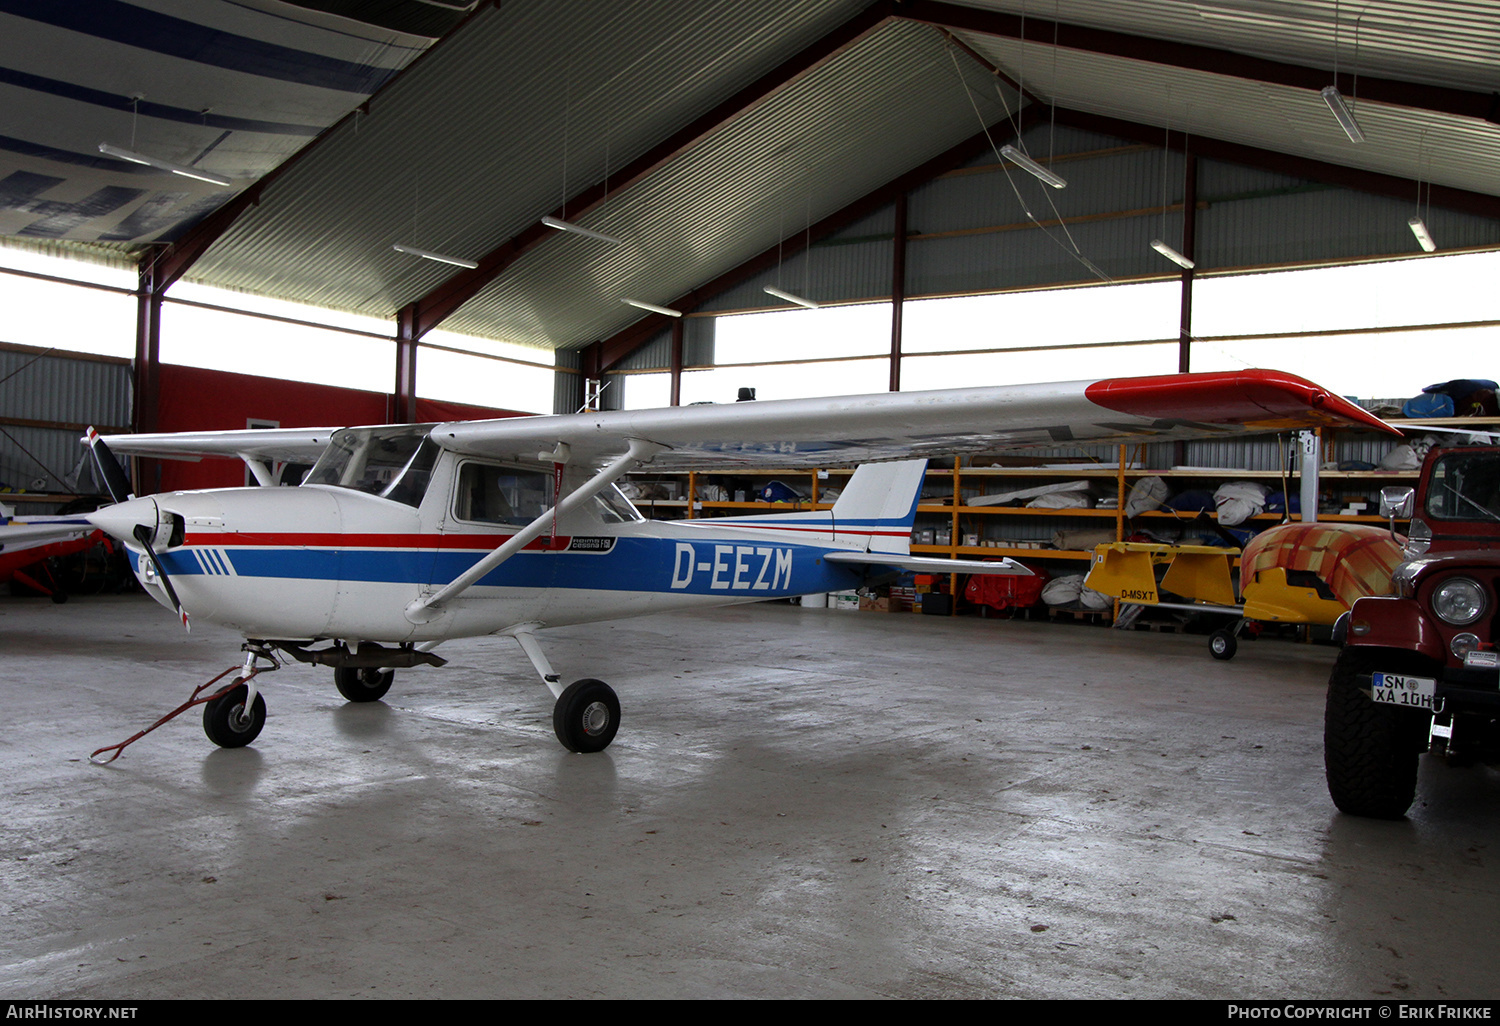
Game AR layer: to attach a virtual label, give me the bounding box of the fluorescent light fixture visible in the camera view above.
[1000,144,1067,189]
[1408,217,1437,253]
[541,215,622,246]
[622,298,682,318]
[763,285,820,309]
[392,243,479,269]
[98,142,232,187]
[1320,86,1365,143]
[1150,239,1195,269]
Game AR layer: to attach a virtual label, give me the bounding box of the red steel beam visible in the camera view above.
[400,0,900,341]
[899,0,1500,127]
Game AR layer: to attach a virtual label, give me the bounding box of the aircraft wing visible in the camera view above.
[433,369,1396,470]
[0,512,95,549]
[92,427,339,463]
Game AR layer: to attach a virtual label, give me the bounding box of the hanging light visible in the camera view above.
[541,215,622,245]
[98,142,232,187]
[1150,239,1195,270]
[1408,217,1437,253]
[763,285,820,310]
[392,244,479,269]
[1000,144,1067,189]
[622,298,682,318]
[1320,86,1365,143]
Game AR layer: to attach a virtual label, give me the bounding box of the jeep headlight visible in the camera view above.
[1433,576,1487,626]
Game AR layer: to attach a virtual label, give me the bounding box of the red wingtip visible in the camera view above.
[1086,369,1401,436]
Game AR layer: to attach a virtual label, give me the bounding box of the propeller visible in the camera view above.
[133,516,189,631]
[84,427,133,504]
[83,428,189,630]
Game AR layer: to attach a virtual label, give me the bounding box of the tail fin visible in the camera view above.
[830,459,927,554]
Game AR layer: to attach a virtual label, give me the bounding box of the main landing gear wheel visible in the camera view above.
[1209,629,1238,660]
[334,666,394,703]
[553,678,620,753]
[203,683,266,748]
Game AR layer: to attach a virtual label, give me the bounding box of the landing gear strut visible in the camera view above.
[203,647,274,748]
[511,626,621,753]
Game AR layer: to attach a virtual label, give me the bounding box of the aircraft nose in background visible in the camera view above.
[86,497,159,542]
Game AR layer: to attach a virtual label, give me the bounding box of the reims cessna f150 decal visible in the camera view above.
[7,370,1393,756]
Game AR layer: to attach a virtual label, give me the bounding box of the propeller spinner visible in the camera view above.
[83,430,190,630]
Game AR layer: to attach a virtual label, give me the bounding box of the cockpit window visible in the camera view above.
[453,461,644,526]
[304,425,440,508]
[455,462,553,525]
[596,483,644,524]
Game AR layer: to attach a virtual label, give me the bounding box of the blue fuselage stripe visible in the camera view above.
[143,537,867,597]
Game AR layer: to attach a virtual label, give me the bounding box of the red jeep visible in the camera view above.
[1325,444,1500,818]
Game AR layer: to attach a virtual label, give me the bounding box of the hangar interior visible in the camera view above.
[2,0,1500,1001]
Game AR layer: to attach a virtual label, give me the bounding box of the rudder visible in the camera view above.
[830,459,927,554]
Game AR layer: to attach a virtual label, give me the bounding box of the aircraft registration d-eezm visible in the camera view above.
[11,370,1394,757]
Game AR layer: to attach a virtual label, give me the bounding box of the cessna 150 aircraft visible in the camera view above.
[8,370,1393,756]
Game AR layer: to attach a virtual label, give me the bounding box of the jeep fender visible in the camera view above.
[1343,595,1447,664]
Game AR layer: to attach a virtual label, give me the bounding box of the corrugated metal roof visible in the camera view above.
[3,0,1499,363]
[424,16,1009,347]
[955,0,1500,95]
[191,0,880,329]
[955,29,1500,201]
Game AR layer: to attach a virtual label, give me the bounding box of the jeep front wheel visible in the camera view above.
[1323,649,1432,819]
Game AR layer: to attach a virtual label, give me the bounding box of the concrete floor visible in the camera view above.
[2,594,1498,1000]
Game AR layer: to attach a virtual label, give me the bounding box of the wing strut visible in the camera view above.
[405,437,664,623]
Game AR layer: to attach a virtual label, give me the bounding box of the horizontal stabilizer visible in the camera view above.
[823,551,1031,575]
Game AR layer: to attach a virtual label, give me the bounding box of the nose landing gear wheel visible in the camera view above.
[1209,629,1238,660]
[334,667,394,703]
[203,684,266,748]
[553,678,620,753]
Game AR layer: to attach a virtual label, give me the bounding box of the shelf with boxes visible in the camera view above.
[626,467,847,519]
[627,416,1462,568]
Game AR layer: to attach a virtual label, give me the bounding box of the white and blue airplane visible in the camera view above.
[14,370,1392,755]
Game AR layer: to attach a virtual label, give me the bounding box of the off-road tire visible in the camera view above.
[1323,649,1432,819]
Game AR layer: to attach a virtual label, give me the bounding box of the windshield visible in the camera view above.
[1424,452,1500,523]
[304,425,440,508]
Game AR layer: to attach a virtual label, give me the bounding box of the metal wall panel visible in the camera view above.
[905,122,1186,294]
[0,347,131,495]
[0,424,92,495]
[553,348,581,415]
[0,348,132,427]
[1197,157,1500,269]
